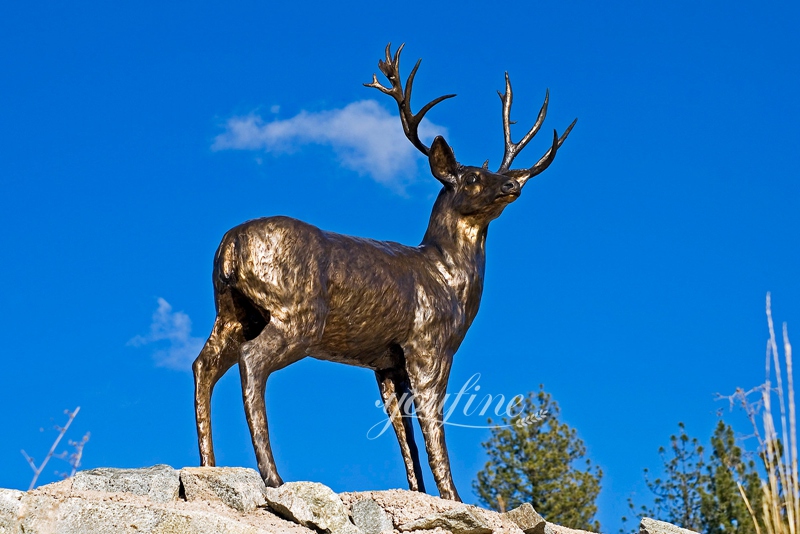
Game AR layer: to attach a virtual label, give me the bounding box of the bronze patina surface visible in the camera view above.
[193,43,576,501]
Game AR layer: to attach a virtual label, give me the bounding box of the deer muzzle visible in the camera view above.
[500,179,521,196]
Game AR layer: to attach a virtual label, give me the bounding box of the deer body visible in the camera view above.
[215,212,484,368]
[193,44,575,501]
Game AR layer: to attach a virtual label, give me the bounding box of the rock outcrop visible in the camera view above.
[0,465,694,534]
[1,466,309,534]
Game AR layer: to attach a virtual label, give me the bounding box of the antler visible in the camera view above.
[365,43,456,156]
[496,73,577,179]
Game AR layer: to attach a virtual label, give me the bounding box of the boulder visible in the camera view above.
[71,464,180,503]
[340,489,526,534]
[181,467,267,513]
[547,523,600,534]
[398,507,493,534]
[351,498,394,534]
[0,489,23,534]
[264,481,362,534]
[640,517,700,534]
[504,503,553,534]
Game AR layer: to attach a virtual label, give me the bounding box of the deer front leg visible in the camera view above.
[406,354,461,501]
[193,316,241,467]
[375,368,426,493]
[239,322,306,487]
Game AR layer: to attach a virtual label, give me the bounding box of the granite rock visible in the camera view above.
[181,467,267,513]
[640,517,700,534]
[265,481,362,534]
[0,489,23,534]
[351,498,394,534]
[398,506,493,534]
[71,464,180,503]
[504,503,553,534]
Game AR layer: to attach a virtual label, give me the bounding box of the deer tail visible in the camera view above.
[215,234,238,285]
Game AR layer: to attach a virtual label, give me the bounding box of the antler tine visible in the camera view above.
[365,43,403,97]
[497,73,550,173]
[498,73,514,170]
[366,73,392,95]
[404,58,421,111]
[393,42,404,69]
[405,59,456,146]
[364,43,456,156]
[514,118,577,179]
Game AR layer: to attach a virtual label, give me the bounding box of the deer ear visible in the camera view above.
[429,136,458,187]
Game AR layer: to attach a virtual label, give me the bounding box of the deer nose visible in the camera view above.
[501,180,520,195]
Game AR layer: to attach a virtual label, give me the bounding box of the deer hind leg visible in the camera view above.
[239,319,306,487]
[193,298,242,467]
[376,367,427,493]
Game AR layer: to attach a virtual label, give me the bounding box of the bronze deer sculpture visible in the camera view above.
[193,43,575,501]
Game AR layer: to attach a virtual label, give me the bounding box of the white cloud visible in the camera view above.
[212,100,447,191]
[129,298,204,371]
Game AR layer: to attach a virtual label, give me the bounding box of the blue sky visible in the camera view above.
[1,0,798,529]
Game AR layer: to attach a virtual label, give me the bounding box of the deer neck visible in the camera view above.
[420,192,488,310]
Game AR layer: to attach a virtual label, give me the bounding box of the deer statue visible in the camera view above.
[193,43,575,501]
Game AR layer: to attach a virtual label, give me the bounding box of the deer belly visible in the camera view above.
[313,291,412,366]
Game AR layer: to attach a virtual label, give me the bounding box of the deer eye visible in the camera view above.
[465,173,480,185]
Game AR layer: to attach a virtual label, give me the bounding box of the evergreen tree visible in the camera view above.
[473,386,602,530]
[629,422,706,530]
[702,421,762,534]
[627,421,762,534]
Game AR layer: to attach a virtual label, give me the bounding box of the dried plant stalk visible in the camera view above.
[741,295,799,534]
[21,407,82,490]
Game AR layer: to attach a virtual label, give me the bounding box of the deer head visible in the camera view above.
[364,43,578,230]
[365,43,576,228]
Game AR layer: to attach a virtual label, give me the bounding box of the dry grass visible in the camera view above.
[737,294,798,534]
